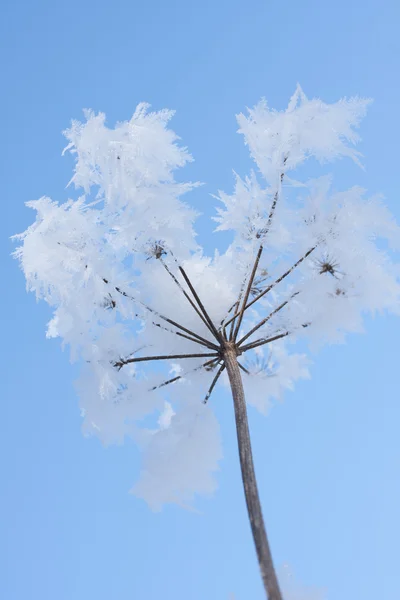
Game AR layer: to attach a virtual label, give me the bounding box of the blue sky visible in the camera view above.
[1,1,400,599]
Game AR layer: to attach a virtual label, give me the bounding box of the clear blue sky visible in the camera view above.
[1,1,400,599]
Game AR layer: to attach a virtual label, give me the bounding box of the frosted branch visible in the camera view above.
[115,351,219,370]
[179,266,223,343]
[203,364,226,404]
[237,293,299,347]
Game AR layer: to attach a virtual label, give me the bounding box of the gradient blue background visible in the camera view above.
[1,1,400,598]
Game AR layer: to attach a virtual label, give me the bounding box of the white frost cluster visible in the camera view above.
[13,87,400,508]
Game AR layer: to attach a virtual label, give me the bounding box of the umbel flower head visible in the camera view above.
[13,86,400,510]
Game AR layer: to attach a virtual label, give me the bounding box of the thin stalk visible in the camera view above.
[179,266,223,343]
[240,321,312,352]
[104,277,218,350]
[159,258,217,337]
[240,331,290,352]
[232,245,264,342]
[228,164,286,338]
[115,351,218,369]
[223,343,283,600]
[149,358,220,391]
[237,293,298,348]
[139,297,219,350]
[219,300,237,338]
[237,362,250,375]
[229,301,240,340]
[221,321,228,341]
[203,364,225,404]
[261,173,284,236]
[224,246,316,330]
[150,375,181,390]
[151,321,219,351]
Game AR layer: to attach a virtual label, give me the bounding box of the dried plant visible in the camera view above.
[13,87,400,599]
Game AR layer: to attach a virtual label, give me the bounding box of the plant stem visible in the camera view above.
[179,266,223,343]
[232,244,264,342]
[237,295,296,347]
[159,258,218,337]
[240,331,290,352]
[223,343,283,600]
[115,352,218,369]
[224,245,316,331]
[203,363,225,404]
